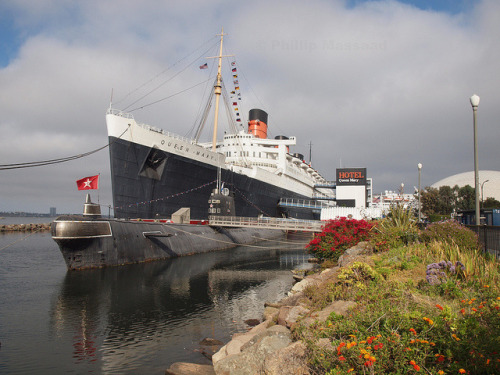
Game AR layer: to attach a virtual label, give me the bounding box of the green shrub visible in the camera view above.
[374,204,419,248]
[420,220,480,251]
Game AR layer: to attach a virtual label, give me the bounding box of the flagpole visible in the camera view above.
[98,173,100,204]
[212,28,224,152]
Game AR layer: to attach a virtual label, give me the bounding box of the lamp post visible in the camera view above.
[418,163,422,222]
[470,94,480,225]
[481,179,489,208]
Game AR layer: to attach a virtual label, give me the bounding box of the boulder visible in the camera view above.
[212,319,272,364]
[337,241,374,267]
[262,340,310,375]
[263,306,279,321]
[165,362,215,375]
[277,305,310,328]
[200,338,224,346]
[213,326,291,375]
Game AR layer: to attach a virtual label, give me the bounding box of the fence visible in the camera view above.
[466,225,500,259]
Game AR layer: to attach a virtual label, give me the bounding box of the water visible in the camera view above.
[0,227,312,374]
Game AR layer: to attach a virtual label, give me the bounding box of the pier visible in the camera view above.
[208,216,324,232]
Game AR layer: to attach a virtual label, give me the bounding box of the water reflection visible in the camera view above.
[50,239,311,373]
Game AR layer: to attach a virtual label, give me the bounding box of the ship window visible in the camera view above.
[139,147,168,180]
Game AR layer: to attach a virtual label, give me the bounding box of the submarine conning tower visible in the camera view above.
[83,194,102,218]
[248,109,268,139]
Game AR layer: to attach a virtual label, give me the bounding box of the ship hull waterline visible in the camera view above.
[51,216,286,271]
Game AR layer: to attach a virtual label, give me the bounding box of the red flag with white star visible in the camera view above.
[76,175,99,190]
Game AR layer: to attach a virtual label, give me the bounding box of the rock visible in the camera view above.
[337,241,374,267]
[165,362,215,375]
[263,306,279,322]
[314,300,357,322]
[244,319,261,327]
[264,302,281,308]
[289,278,317,295]
[213,326,292,375]
[212,319,272,365]
[200,338,224,346]
[277,305,310,328]
[316,338,333,351]
[263,340,310,375]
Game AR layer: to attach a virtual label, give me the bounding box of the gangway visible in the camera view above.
[314,181,336,189]
[209,216,324,232]
[278,198,335,209]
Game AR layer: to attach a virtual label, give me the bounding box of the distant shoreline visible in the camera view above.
[0,223,51,232]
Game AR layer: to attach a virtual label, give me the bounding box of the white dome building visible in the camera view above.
[431,170,500,201]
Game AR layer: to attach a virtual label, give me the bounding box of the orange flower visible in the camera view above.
[413,364,421,371]
[339,356,346,361]
[459,369,466,374]
[423,317,434,325]
[436,354,445,363]
[409,360,416,365]
[409,328,417,335]
[438,371,444,375]
[436,304,444,310]
[460,308,466,314]
[347,369,354,373]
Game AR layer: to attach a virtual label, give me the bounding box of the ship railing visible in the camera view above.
[107,108,200,145]
[107,107,135,119]
[278,198,334,209]
[208,216,324,232]
[314,181,336,188]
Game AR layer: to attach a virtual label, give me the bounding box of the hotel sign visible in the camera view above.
[336,168,367,186]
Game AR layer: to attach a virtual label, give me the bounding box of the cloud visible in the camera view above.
[0,0,498,214]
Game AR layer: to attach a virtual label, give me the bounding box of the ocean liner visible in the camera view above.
[107,30,334,220]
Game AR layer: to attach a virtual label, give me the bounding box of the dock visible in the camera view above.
[208,216,324,232]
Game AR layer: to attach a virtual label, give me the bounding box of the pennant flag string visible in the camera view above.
[114,180,217,211]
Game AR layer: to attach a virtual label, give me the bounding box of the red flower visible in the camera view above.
[436,304,444,310]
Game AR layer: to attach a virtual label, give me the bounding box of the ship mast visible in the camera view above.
[211,28,225,152]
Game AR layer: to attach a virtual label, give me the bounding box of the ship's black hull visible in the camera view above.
[52,215,285,270]
[109,137,317,220]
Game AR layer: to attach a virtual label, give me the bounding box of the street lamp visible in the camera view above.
[481,179,489,207]
[470,94,480,225]
[418,163,422,222]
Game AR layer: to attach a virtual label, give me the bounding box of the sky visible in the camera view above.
[0,0,497,214]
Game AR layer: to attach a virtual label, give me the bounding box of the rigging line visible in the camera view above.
[187,62,217,139]
[124,40,220,111]
[165,225,286,249]
[0,228,44,252]
[0,127,130,171]
[251,235,312,245]
[114,35,218,107]
[194,87,215,142]
[128,78,213,112]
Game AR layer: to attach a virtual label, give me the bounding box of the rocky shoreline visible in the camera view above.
[0,223,51,232]
[165,242,373,375]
